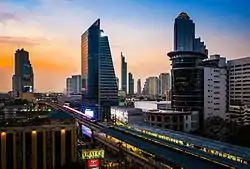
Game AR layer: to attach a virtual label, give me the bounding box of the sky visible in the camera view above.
[0,0,250,92]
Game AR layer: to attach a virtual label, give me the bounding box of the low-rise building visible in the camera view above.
[111,107,144,124]
[144,109,199,132]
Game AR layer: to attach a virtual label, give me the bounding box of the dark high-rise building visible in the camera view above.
[121,53,127,93]
[128,72,134,95]
[168,12,208,128]
[81,19,118,121]
[12,48,34,95]
[174,12,195,51]
[137,79,141,95]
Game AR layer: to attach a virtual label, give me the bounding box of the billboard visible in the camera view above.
[85,109,94,117]
[82,149,105,159]
[81,125,92,138]
[22,85,33,93]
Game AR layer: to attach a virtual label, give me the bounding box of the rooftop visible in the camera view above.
[0,109,75,127]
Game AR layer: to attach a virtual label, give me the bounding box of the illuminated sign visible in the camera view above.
[87,159,100,168]
[85,109,94,117]
[82,149,105,159]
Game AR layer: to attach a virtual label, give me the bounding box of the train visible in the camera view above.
[62,105,97,123]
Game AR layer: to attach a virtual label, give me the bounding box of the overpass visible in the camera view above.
[40,101,250,169]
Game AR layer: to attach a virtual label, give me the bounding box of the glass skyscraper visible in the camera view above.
[174,12,195,51]
[81,19,118,121]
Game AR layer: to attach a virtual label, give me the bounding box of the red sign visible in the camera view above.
[87,159,100,168]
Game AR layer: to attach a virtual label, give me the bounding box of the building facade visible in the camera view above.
[128,73,134,95]
[203,55,227,120]
[121,53,127,93]
[227,57,250,125]
[227,57,250,105]
[0,125,77,169]
[12,49,34,95]
[81,19,118,120]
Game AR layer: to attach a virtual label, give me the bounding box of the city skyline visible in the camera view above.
[0,0,250,92]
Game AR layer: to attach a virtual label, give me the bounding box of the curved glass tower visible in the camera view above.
[168,51,207,111]
[168,12,208,128]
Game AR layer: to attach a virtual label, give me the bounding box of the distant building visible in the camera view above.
[203,54,227,120]
[137,79,141,95]
[128,72,134,95]
[66,75,82,95]
[121,53,127,93]
[116,77,119,89]
[148,77,159,96]
[81,19,118,120]
[158,73,170,95]
[12,48,34,96]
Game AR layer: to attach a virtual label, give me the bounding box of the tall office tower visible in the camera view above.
[148,77,159,96]
[66,77,72,96]
[203,55,227,120]
[121,52,127,93]
[128,72,134,95]
[168,12,208,128]
[116,77,119,89]
[174,12,195,51]
[137,79,141,95]
[158,73,170,95]
[12,48,34,95]
[81,19,118,121]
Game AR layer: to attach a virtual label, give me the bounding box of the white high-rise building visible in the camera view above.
[66,75,82,95]
[228,57,250,105]
[203,55,227,120]
[71,75,82,94]
[227,57,250,125]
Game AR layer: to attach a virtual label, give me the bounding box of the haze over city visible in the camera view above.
[1,0,250,92]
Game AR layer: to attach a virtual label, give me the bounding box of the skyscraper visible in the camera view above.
[128,73,134,95]
[81,19,118,120]
[137,79,141,95]
[12,48,34,95]
[121,53,127,93]
[174,12,195,51]
[158,73,170,95]
[168,12,208,128]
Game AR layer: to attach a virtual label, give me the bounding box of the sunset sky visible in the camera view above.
[0,0,250,92]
